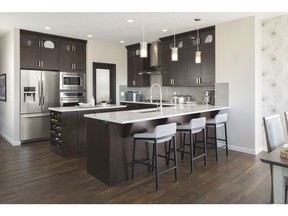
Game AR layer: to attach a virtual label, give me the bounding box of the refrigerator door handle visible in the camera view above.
[21,113,50,118]
[41,75,44,106]
[38,77,41,106]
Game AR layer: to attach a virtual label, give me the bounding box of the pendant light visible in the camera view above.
[140,15,147,58]
[195,18,201,64]
[171,23,178,61]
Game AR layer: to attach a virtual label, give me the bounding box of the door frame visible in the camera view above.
[92,62,116,104]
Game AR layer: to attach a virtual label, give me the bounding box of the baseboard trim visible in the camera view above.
[0,131,21,146]
[217,141,264,155]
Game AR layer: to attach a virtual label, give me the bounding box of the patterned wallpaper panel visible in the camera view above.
[262,15,288,123]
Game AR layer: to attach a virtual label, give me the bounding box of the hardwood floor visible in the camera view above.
[0,135,271,204]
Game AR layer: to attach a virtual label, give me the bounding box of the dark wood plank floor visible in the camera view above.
[0,135,271,204]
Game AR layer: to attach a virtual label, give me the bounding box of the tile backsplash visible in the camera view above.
[119,74,229,105]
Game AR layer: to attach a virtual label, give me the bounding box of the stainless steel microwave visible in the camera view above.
[60,72,85,90]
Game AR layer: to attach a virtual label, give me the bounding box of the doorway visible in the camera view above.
[92,62,116,104]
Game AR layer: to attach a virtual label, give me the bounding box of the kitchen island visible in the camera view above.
[84,104,229,185]
[49,104,126,156]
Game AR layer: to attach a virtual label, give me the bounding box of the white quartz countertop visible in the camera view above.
[120,100,176,106]
[84,104,229,124]
[49,104,126,113]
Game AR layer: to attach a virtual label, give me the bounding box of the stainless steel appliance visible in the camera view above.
[139,41,162,75]
[60,91,86,107]
[203,90,215,105]
[21,69,60,142]
[60,72,85,91]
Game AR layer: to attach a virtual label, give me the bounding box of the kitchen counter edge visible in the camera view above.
[84,104,229,124]
[49,104,127,113]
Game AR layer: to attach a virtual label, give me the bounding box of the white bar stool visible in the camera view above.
[131,122,178,191]
[206,113,228,161]
[176,117,207,173]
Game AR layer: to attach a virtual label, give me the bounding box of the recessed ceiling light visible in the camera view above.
[127,19,134,23]
[162,29,168,32]
[44,27,52,30]
[87,34,93,38]
[120,40,125,43]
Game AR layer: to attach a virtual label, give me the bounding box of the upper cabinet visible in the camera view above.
[60,40,86,73]
[126,43,151,87]
[20,30,87,73]
[20,31,59,70]
[162,40,186,86]
[160,26,215,87]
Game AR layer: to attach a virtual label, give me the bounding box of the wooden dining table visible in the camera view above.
[260,147,288,204]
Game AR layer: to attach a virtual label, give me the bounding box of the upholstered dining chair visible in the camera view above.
[263,114,288,203]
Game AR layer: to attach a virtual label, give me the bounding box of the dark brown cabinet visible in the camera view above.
[162,41,186,86]
[20,29,87,73]
[50,107,125,157]
[126,43,151,87]
[160,26,215,87]
[20,31,59,70]
[60,40,86,73]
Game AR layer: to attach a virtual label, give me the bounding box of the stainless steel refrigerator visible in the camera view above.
[20,70,60,142]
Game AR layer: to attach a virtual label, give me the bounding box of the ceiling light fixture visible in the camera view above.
[44,27,52,30]
[171,23,178,61]
[140,15,147,58]
[195,18,201,64]
[127,19,134,23]
[87,34,93,38]
[120,40,125,43]
[162,29,168,32]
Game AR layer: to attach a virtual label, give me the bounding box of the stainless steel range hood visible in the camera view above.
[139,41,162,75]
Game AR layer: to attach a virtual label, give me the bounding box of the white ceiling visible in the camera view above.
[0,12,286,45]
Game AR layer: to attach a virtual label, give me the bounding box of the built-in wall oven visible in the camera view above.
[60,72,85,91]
[60,92,86,107]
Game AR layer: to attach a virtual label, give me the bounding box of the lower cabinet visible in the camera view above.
[50,108,125,156]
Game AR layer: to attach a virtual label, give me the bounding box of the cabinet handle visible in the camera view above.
[199,77,201,84]
[71,64,74,70]
[133,80,135,86]
[38,41,41,47]
[74,64,76,70]
[38,61,41,67]
[41,61,44,68]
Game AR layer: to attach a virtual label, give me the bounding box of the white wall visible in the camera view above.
[86,40,127,104]
[216,17,262,154]
[0,28,20,145]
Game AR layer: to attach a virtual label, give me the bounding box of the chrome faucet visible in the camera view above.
[150,83,163,111]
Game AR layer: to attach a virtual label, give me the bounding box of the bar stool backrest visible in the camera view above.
[154,122,177,139]
[263,114,287,153]
[190,117,206,133]
[215,113,228,124]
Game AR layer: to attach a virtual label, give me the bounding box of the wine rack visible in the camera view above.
[50,111,64,156]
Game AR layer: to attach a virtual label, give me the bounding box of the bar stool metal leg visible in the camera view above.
[214,125,218,161]
[131,139,136,180]
[190,131,194,173]
[224,123,228,156]
[173,136,178,181]
[203,128,207,167]
[154,139,159,191]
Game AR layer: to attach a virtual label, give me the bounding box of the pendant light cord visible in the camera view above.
[174,23,176,47]
[142,15,145,42]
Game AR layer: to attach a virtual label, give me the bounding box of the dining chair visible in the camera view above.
[263,114,288,203]
[284,112,288,134]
